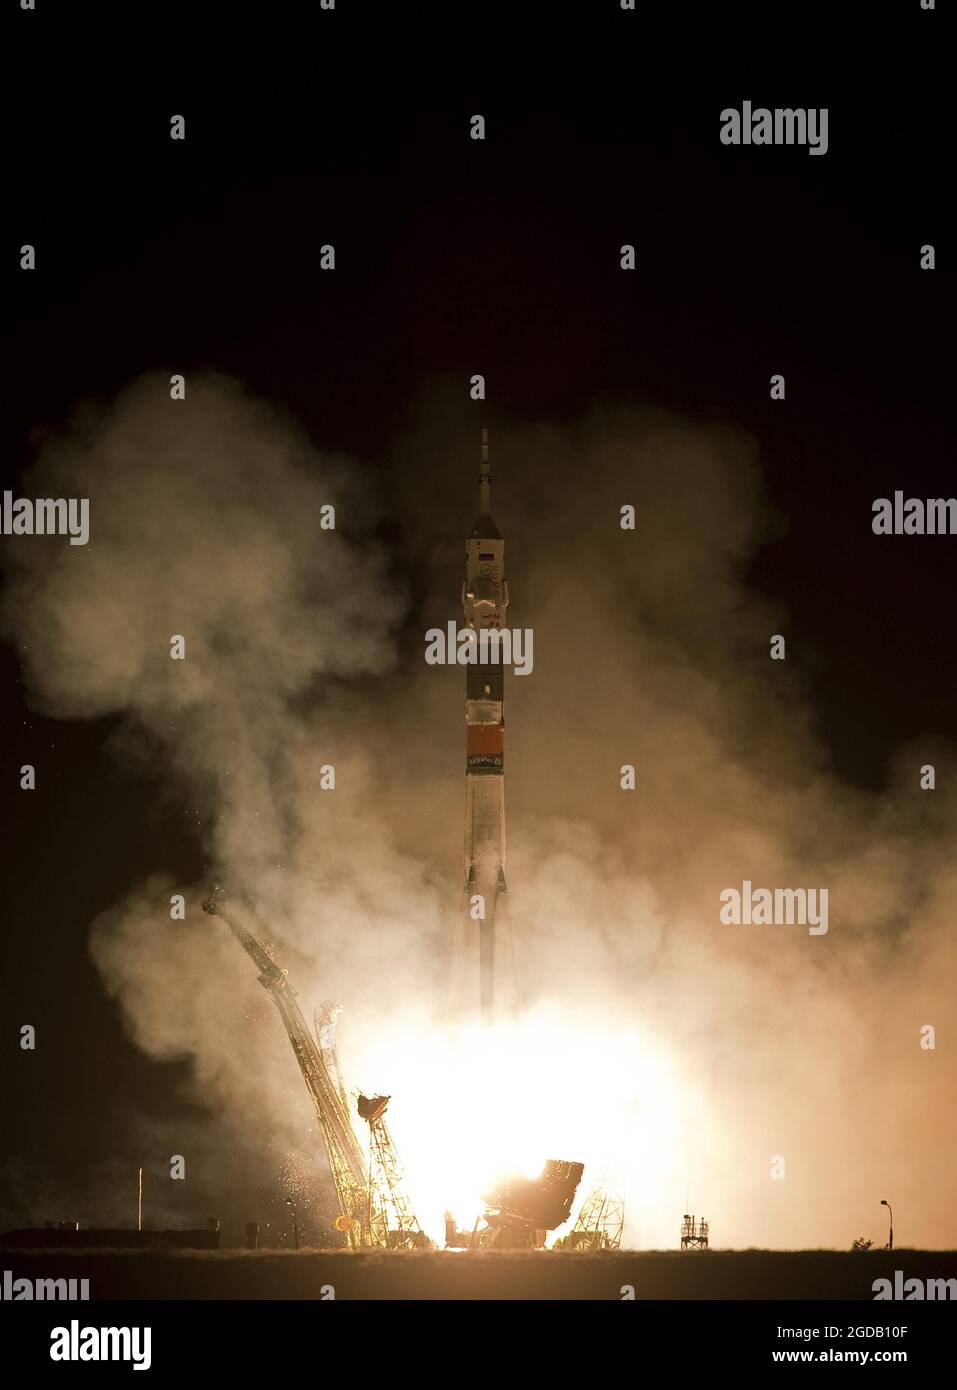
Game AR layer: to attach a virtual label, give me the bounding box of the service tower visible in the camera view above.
[450,430,518,1021]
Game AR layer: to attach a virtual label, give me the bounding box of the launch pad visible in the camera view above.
[444,1160,584,1251]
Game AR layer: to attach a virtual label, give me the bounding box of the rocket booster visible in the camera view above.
[458,429,511,1019]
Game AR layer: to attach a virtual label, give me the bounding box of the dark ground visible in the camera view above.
[3,1248,955,1301]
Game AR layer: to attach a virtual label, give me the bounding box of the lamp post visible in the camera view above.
[285,1197,299,1251]
[880,1199,893,1251]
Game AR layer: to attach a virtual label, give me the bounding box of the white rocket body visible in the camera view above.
[451,432,516,1020]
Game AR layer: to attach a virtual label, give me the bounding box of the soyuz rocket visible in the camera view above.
[450,430,517,1021]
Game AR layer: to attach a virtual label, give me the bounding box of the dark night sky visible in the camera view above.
[2,12,952,1241]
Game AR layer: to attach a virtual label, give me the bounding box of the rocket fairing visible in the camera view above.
[451,430,516,1021]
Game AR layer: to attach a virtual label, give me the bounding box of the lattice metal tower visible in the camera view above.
[357,1094,429,1249]
[556,1175,625,1251]
[680,1214,710,1250]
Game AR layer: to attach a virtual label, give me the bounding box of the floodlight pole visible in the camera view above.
[880,1199,893,1251]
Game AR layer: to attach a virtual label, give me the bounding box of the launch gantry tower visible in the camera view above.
[557,1175,625,1251]
[357,1093,429,1249]
[316,1003,427,1249]
[202,886,425,1248]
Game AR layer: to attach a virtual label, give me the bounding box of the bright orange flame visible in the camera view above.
[345,1003,702,1247]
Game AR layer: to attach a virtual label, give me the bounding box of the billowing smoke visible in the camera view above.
[3,373,954,1249]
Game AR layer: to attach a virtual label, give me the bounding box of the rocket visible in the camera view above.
[450,429,517,1021]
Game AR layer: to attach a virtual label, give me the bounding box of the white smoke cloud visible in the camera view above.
[3,372,954,1251]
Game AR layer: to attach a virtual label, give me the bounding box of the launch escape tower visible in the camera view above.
[450,429,518,1021]
[202,886,425,1249]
